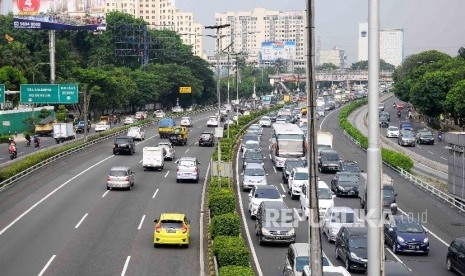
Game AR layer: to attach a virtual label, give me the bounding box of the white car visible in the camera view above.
[154,110,166,118]
[123,117,134,125]
[157,142,175,160]
[300,180,335,218]
[386,126,400,138]
[95,121,110,132]
[180,116,193,127]
[288,167,308,200]
[249,124,262,136]
[242,140,261,158]
[206,116,219,127]
[172,106,184,113]
[134,111,147,120]
[259,116,272,127]
[322,206,362,242]
[127,126,145,141]
[248,185,283,218]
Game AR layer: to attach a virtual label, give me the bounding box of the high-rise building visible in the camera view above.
[319,46,346,68]
[358,22,404,67]
[214,8,306,69]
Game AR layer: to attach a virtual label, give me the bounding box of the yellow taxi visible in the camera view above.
[153,213,190,248]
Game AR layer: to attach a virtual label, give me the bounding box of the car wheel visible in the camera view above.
[113,150,116,155]
[335,247,340,260]
[195,177,199,183]
[446,257,453,271]
[258,233,264,245]
[153,243,158,248]
[392,241,398,253]
[107,186,110,190]
[128,185,131,191]
[345,258,351,271]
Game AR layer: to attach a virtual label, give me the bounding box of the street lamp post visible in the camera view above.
[206,23,230,182]
[32,62,51,121]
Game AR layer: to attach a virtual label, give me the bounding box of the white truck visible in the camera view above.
[142,147,164,171]
[53,123,76,144]
[359,173,398,215]
[317,131,333,153]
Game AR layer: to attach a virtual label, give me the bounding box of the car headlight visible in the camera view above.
[262,228,271,235]
[423,237,429,244]
[397,236,405,243]
[287,228,295,236]
[331,227,338,235]
[390,203,397,208]
[350,252,363,261]
[337,186,346,191]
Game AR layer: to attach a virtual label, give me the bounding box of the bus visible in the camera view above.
[261,94,277,106]
[271,123,306,168]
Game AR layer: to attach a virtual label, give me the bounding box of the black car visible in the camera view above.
[255,201,295,245]
[416,129,435,145]
[379,116,389,128]
[76,120,91,133]
[447,237,465,275]
[113,136,135,155]
[331,172,360,197]
[269,112,277,122]
[340,160,363,173]
[198,132,215,147]
[335,226,368,272]
[318,150,341,173]
[243,150,265,169]
[282,158,306,184]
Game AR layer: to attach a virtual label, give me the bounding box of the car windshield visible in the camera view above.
[322,153,339,161]
[342,164,361,173]
[388,127,398,131]
[397,222,424,233]
[263,209,294,223]
[115,138,130,143]
[179,160,196,167]
[200,133,211,138]
[294,172,308,180]
[182,117,190,120]
[349,236,368,249]
[244,168,265,176]
[109,170,127,177]
[255,188,280,199]
[338,174,359,182]
[420,131,433,137]
[402,132,414,138]
[243,136,257,143]
[383,189,395,198]
[331,212,356,223]
[246,143,260,149]
[318,188,332,199]
[318,145,332,152]
[287,160,305,170]
[160,220,183,229]
[128,127,139,132]
[245,152,263,160]
[295,256,310,272]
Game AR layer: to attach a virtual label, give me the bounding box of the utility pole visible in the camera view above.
[306,0,323,275]
[206,23,230,181]
[367,0,383,275]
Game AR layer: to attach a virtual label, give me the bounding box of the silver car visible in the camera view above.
[398,130,415,147]
[242,163,268,191]
[176,157,201,183]
[158,142,175,160]
[106,166,135,190]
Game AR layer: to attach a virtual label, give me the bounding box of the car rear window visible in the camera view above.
[160,220,183,229]
[109,170,128,177]
[179,160,195,167]
[256,188,280,199]
[115,138,130,143]
[201,133,211,138]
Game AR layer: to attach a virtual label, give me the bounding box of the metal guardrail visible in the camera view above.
[0,106,217,191]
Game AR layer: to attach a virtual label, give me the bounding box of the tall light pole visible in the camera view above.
[32,62,51,121]
[206,23,230,181]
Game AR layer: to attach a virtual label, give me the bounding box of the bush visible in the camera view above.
[219,265,255,276]
[216,245,250,268]
[210,176,232,189]
[213,236,245,255]
[209,189,236,217]
[210,213,240,238]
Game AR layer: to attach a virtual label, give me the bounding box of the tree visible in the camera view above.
[444,80,465,124]
[56,105,68,122]
[458,47,465,60]
[351,60,368,70]
[316,63,338,70]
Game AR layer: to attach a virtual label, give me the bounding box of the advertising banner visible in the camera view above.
[13,0,106,31]
[260,41,296,61]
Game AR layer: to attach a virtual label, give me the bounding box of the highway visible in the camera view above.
[237,105,465,275]
[0,111,216,276]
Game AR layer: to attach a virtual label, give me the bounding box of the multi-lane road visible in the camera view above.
[0,111,216,276]
[237,105,465,275]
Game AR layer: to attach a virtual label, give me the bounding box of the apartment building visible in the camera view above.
[319,46,346,68]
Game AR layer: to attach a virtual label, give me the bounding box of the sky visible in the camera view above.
[174,0,465,65]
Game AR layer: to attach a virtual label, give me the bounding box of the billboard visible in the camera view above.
[12,0,106,31]
[260,41,296,61]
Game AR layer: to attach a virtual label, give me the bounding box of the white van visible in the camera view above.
[142,147,164,171]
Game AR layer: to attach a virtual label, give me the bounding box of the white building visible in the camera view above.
[358,22,404,67]
[214,8,306,69]
[319,47,346,68]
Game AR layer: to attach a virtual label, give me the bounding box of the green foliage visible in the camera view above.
[56,105,68,122]
[316,63,339,70]
[209,188,236,217]
[213,236,245,256]
[339,100,414,172]
[445,80,465,120]
[214,236,250,268]
[210,213,240,238]
[38,108,52,119]
[350,59,395,71]
[219,266,255,276]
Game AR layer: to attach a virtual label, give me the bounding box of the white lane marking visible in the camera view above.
[185,148,190,153]
[38,255,56,276]
[197,126,202,128]
[121,256,131,276]
[280,183,286,193]
[137,215,146,230]
[200,162,211,276]
[319,108,338,130]
[102,190,110,198]
[235,143,263,276]
[194,141,198,145]
[416,145,422,149]
[0,155,113,236]
[273,166,277,174]
[138,159,142,163]
[427,151,434,155]
[75,213,88,229]
[398,208,448,247]
[440,157,447,161]
[385,247,412,271]
[293,208,304,221]
[152,189,159,199]
[164,171,169,178]
[269,154,271,159]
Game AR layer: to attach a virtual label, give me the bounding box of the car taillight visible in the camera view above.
[106,176,110,182]
[125,176,129,181]
[155,224,161,233]
[177,167,180,172]
[182,224,188,233]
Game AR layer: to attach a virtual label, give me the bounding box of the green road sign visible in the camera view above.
[0,84,4,103]
[20,84,78,104]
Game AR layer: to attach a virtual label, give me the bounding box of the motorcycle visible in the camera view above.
[9,144,17,160]
[25,139,31,147]
[34,139,40,148]
[397,111,401,118]
[438,131,443,142]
